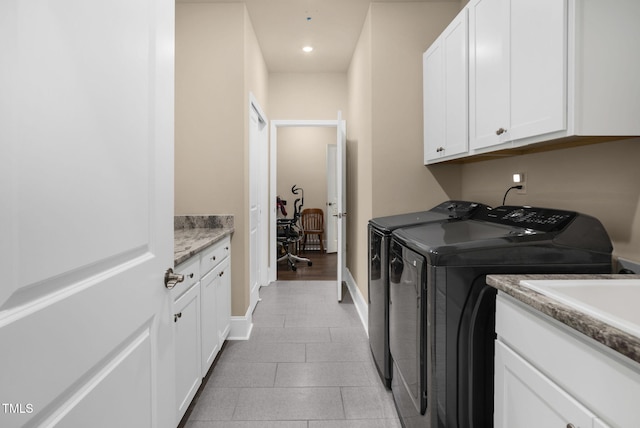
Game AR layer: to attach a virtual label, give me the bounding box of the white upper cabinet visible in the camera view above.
[424,0,640,163]
[469,0,567,151]
[424,8,469,162]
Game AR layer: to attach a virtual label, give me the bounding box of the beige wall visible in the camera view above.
[175,3,268,317]
[347,2,461,300]
[269,72,348,220]
[347,8,373,300]
[269,73,347,120]
[276,127,335,220]
[269,73,347,268]
[459,138,640,263]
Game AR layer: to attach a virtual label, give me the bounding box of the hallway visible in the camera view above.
[183,280,400,427]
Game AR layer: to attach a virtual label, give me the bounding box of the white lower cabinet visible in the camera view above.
[173,282,202,421]
[495,293,640,428]
[200,256,230,377]
[495,341,604,428]
[173,236,231,423]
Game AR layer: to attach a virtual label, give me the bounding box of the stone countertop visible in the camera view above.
[487,274,640,365]
[174,215,234,266]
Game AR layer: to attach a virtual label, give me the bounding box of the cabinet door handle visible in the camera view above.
[225,246,229,251]
[188,273,194,279]
[174,312,182,322]
[212,255,216,261]
[496,127,506,135]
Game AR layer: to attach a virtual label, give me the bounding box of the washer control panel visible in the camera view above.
[475,206,576,232]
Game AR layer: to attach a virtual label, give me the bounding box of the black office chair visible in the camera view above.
[277,185,312,271]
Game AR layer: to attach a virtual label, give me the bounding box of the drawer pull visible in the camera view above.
[219,271,224,277]
[567,424,576,428]
[225,246,229,251]
[174,312,182,322]
[188,273,194,279]
[496,127,506,135]
[212,256,216,261]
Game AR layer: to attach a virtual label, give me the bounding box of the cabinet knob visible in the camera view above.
[219,271,225,277]
[188,273,194,279]
[436,146,444,152]
[212,256,216,261]
[225,246,229,251]
[496,127,506,135]
[566,424,576,428]
[174,312,182,322]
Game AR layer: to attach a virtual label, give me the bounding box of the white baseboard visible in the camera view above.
[228,307,253,340]
[344,268,368,336]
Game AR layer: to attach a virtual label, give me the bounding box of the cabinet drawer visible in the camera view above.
[200,237,230,276]
[172,256,200,298]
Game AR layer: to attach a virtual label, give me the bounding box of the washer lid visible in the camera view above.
[369,200,486,233]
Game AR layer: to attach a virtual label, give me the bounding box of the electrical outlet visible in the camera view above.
[517,182,526,194]
[513,172,526,194]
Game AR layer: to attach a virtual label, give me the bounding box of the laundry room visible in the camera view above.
[4,1,640,427]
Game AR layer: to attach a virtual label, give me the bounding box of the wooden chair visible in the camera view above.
[301,208,325,253]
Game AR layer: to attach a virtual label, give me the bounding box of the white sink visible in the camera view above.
[519,279,640,338]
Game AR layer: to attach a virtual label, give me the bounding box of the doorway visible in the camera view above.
[274,126,337,281]
[269,118,347,302]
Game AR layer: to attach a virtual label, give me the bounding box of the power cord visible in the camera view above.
[502,185,523,205]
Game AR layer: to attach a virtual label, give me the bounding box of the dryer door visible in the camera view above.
[389,240,427,418]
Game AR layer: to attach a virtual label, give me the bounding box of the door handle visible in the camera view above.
[164,268,184,289]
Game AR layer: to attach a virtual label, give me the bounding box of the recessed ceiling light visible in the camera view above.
[302,46,313,53]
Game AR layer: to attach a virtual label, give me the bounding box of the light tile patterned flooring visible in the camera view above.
[185,280,401,428]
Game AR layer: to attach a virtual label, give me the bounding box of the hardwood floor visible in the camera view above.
[277,250,337,281]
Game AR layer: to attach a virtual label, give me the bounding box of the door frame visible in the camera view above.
[269,119,346,285]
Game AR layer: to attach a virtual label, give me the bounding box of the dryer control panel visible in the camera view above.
[475,206,576,232]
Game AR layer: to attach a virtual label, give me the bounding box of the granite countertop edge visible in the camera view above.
[486,274,640,365]
[174,227,234,266]
[174,215,235,266]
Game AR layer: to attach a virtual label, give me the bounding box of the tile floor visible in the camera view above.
[185,280,401,428]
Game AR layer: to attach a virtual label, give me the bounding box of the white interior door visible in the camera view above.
[249,98,267,313]
[325,144,338,253]
[336,112,347,302]
[0,1,175,427]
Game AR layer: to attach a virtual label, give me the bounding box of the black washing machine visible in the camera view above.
[368,200,486,389]
[388,205,612,428]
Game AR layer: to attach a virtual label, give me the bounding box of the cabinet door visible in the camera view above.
[424,9,468,163]
[423,40,445,162]
[494,340,596,428]
[469,0,509,150]
[509,0,567,142]
[470,0,567,150]
[200,267,220,377]
[216,258,231,343]
[174,283,202,421]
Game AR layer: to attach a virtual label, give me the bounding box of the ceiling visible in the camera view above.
[176,0,461,73]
